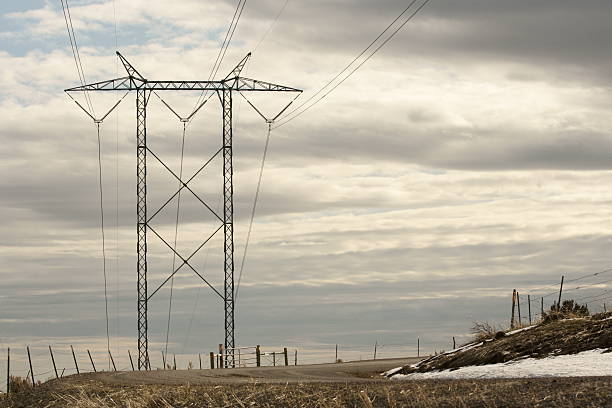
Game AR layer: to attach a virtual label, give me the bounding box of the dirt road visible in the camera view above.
[81,357,421,385]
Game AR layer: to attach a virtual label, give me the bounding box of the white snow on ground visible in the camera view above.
[391,349,612,380]
[505,325,536,336]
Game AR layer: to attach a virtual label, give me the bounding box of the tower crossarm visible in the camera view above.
[66,77,301,93]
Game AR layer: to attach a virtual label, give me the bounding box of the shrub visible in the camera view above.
[9,376,33,394]
[471,321,500,342]
[543,299,589,323]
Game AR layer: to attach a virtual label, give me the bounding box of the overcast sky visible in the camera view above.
[1,0,612,376]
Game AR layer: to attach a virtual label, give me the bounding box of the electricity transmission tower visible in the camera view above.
[66,52,301,370]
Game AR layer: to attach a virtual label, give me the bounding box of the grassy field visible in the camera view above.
[1,377,611,407]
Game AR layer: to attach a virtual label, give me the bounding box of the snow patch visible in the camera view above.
[391,349,612,380]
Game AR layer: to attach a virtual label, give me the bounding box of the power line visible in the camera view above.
[253,0,290,52]
[233,91,301,302]
[274,0,431,129]
[192,0,248,114]
[527,268,612,298]
[60,0,95,116]
[95,123,111,370]
[164,121,187,362]
[235,123,271,301]
[112,0,120,363]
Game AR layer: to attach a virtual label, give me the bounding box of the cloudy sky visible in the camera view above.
[1,0,612,376]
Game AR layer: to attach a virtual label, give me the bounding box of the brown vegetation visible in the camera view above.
[1,377,611,407]
[397,311,612,375]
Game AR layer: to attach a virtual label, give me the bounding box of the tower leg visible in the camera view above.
[136,89,149,370]
[222,90,235,367]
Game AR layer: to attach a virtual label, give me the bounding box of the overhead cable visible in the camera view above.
[274,0,431,129]
[192,0,248,114]
[60,0,95,116]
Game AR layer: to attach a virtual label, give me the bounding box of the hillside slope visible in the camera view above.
[388,312,612,378]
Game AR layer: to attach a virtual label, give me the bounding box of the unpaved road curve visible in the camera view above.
[83,357,421,385]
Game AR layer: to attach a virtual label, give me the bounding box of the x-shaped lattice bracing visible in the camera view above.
[147,225,223,300]
[145,146,225,300]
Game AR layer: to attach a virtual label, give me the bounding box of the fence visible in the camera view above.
[1,337,467,394]
[209,345,292,368]
[510,268,612,329]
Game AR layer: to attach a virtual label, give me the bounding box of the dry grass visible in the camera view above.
[1,377,611,407]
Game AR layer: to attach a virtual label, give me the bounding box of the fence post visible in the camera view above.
[199,353,202,370]
[541,297,544,318]
[6,347,10,394]
[128,350,135,371]
[173,354,177,370]
[27,346,35,387]
[109,350,117,371]
[294,349,297,366]
[218,344,224,369]
[238,349,241,367]
[335,344,338,363]
[284,348,288,366]
[87,350,97,372]
[49,346,59,379]
[557,276,564,311]
[510,289,516,329]
[209,352,215,369]
[162,350,166,369]
[256,345,261,367]
[373,342,377,360]
[417,338,420,357]
[71,345,80,374]
[517,291,522,327]
[273,352,276,366]
[528,294,532,325]
[605,302,607,313]
[452,337,456,349]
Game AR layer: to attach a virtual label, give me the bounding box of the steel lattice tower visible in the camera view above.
[66,52,301,369]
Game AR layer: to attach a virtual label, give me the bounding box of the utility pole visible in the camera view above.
[66,52,301,370]
[557,276,564,311]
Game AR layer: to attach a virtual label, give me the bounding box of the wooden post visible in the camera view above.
[541,297,544,318]
[49,346,59,379]
[238,349,241,367]
[517,291,522,327]
[528,294,532,325]
[452,337,456,349]
[510,289,516,329]
[199,353,202,370]
[87,350,97,372]
[373,342,377,360]
[256,345,261,367]
[335,344,338,363]
[162,350,166,369]
[284,348,289,366]
[109,351,117,371]
[557,276,564,311]
[6,347,10,394]
[27,346,34,387]
[417,338,420,357]
[128,350,135,371]
[294,349,297,366]
[71,345,80,374]
[173,354,177,370]
[273,352,276,366]
[218,344,224,369]
[209,352,215,369]
[604,302,607,313]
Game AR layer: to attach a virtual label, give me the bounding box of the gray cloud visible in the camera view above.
[1,0,612,374]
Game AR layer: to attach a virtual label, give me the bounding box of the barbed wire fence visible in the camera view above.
[510,268,612,328]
